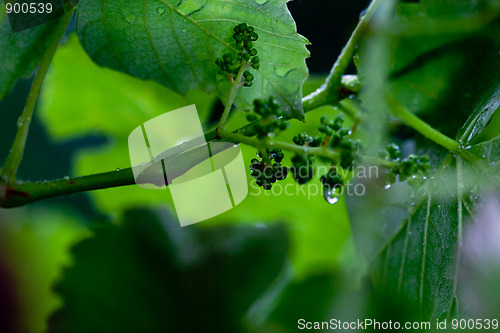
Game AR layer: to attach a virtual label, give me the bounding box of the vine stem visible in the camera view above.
[302,0,383,112]
[0,128,392,208]
[1,10,74,185]
[1,168,136,208]
[217,62,248,130]
[389,97,461,152]
[219,128,339,160]
[217,129,394,167]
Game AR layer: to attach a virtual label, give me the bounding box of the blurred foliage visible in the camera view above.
[355,0,500,320]
[48,208,289,332]
[0,209,89,333]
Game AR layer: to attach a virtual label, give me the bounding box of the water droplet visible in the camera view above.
[64,176,70,180]
[124,12,137,24]
[255,0,268,4]
[323,187,341,205]
[116,168,121,172]
[384,184,391,190]
[17,118,24,127]
[157,6,166,14]
[359,8,367,20]
[181,28,187,33]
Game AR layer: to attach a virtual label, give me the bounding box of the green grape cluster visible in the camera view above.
[215,23,260,87]
[292,132,323,147]
[246,97,289,138]
[320,114,361,170]
[290,114,361,170]
[319,114,345,135]
[250,149,288,190]
[290,154,315,184]
[379,144,431,186]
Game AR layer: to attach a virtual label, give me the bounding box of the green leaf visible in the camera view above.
[48,208,289,332]
[347,144,500,318]
[0,209,89,333]
[352,0,500,318]
[458,82,500,145]
[76,0,309,119]
[0,11,61,100]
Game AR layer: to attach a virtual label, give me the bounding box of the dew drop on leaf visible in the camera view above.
[157,6,166,14]
[123,13,137,24]
[255,0,268,4]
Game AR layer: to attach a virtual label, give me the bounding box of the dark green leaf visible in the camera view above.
[358,0,500,138]
[48,208,289,332]
[76,0,309,119]
[0,12,60,100]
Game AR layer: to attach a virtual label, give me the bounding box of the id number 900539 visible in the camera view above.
[5,2,53,14]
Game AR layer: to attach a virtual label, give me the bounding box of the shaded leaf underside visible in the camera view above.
[0,14,60,100]
[76,0,309,119]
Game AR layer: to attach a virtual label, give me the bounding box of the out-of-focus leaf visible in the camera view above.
[357,0,500,139]
[461,196,500,317]
[48,208,288,333]
[247,273,341,332]
[0,8,61,100]
[353,0,500,317]
[348,138,500,318]
[76,0,309,119]
[0,209,89,333]
[0,255,18,333]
